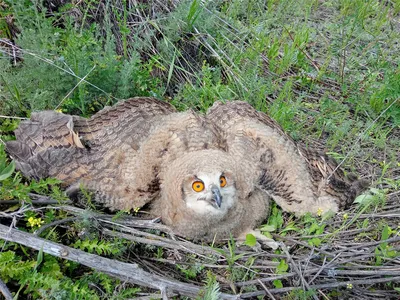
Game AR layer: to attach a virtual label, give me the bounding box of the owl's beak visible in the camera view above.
[211,185,222,208]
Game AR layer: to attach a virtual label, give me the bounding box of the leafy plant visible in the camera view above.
[354,187,387,209]
[0,149,14,181]
[375,225,399,265]
[199,271,221,300]
[177,262,204,279]
[73,238,125,256]
[244,233,257,247]
[0,251,36,282]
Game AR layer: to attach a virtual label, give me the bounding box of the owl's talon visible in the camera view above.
[172,249,183,261]
[151,216,162,223]
[236,229,279,250]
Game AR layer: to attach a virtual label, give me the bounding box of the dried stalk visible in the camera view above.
[0,277,12,300]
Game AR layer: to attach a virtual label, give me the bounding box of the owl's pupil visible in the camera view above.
[196,185,200,189]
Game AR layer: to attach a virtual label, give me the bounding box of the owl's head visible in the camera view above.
[161,150,238,217]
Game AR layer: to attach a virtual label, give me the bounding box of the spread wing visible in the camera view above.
[207,101,367,215]
[6,111,89,183]
[6,97,176,209]
[73,97,176,150]
[298,147,368,208]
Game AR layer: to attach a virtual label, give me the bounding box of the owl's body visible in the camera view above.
[6,98,367,240]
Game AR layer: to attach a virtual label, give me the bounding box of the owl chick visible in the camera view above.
[6,97,368,242]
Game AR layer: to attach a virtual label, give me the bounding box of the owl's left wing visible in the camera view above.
[207,101,367,215]
[6,98,177,211]
[73,97,177,149]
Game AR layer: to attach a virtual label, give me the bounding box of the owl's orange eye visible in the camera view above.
[192,181,205,192]
[220,176,227,187]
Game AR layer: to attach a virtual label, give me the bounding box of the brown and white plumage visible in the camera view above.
[6,97,368,241]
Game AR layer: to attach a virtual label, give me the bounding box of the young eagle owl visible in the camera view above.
[6,98,368,241]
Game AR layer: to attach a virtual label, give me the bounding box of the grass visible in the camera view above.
[0,0,399,298]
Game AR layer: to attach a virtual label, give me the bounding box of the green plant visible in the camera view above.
[73,238,125,256]
[374,225,399,266]
[354,187,387,209]
[173,62,235,111]
[214,236,245,281]
[198,271,221,300]
[0,147,14,181]
[177,262,204,279]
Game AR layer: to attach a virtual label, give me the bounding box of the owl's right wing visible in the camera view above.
[207,101,367,216]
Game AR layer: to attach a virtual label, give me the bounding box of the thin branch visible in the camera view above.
[134,293,173,300]
[318,289,331,300]
[284,27,320,72]
[0,115,28,120]
[235,271,305,287]
[0,204,32,218]
[257,279,276,300]
[103,227,221,257]
[34,217,78,236]
[280,242,319,300]
[0,196,72,206]
[55,65,97,110]
[0,278,13,300]
[308,253,341,284]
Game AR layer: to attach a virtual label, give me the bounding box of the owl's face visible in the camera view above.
[160,149,239,219]
[182,170,237,216]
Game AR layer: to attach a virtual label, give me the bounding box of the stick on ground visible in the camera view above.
[0,224,238,299]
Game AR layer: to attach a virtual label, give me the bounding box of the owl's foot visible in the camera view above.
[167,249,183,261]
[237,229,279,250]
